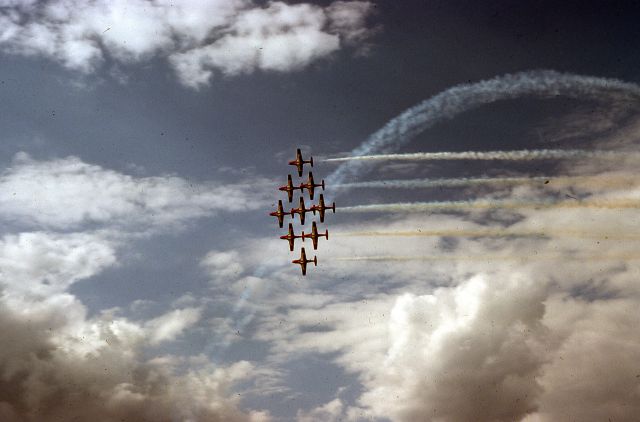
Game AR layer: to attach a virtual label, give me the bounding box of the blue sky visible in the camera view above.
[1,1,640,421]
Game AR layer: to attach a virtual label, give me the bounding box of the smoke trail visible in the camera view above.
[336,253,640,262]
[326,149,635,163]
[340,198,640,213]
[326,70,640,186]
[335,174,639,190]
[337,229,640,240]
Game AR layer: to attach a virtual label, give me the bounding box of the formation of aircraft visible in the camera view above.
[271,149,336,275]
[278,172,325,203]
[288,148,313,177]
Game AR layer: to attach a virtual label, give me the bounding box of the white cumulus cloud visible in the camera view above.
[0,0,376,88]
[0,152,269,231]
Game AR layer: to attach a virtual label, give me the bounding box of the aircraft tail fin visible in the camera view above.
[310,156,314,167]
[325,230,329,240]
[313,256,318,266]
[321,180,325,190]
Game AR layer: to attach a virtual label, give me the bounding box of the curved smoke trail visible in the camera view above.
[326,70,640,186]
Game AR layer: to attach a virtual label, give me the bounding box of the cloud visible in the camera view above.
[0,152,269,231]
[145,307,202,345]
[202,250,245,280]
[0,0,376,88]
[0,231,116,298]
[0,298,267,421]
[297,398,345,422]
[0,214,268,421]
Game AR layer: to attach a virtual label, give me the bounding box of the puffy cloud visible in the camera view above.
[0,152,269,231]
[202,250,245,280]
[145,307,202,345]
[297,398,345,422]
[0,0,376,88]
[530,296,640,421]
[0,231,116,298]
[0,298,267,421]
[0,212,268,421]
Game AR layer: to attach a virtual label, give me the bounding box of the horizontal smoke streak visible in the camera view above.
[335,174,638,190]
[340,198,640,213]
[336,253,640,262]
[326,149,635,163]
[337,229,640,240]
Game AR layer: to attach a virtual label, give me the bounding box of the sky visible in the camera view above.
[1,1,640,421]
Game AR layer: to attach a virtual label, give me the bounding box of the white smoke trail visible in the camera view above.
[326,70,640,186]
[336,229,640,240]
[335,174,638,190]
[335,253,640,262]
[340,198,640,213]
[326,149,634,163]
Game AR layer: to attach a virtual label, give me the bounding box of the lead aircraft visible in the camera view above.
[288,148,313,177]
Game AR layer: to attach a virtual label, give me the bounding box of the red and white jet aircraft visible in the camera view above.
[269,199,288,228]
[280,223,304,251]
[288,148,313,177]
[292,247,317,276]
[278,174,304,203]
[302,221,328,250]
[299,172,325,200]
[289,197,314,225]
[309,194,335,223]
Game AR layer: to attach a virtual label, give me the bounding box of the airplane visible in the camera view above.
[289,197,314,225]
[280,223,304,251]
[269,199,288,228]
[299,172,325,200]
[288,148,313,177]
[302,221,328,250]
[292,247,317,276]
[309,194,336,223]
[278,174,303,203]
